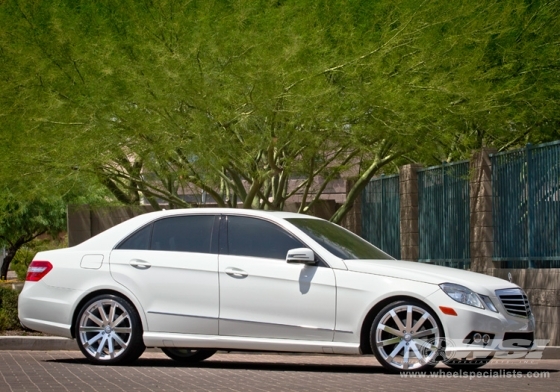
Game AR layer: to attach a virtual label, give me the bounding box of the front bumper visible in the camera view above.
[427,288,537,359]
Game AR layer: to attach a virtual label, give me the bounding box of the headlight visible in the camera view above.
[479,295,498,312]
[439,283,484,309]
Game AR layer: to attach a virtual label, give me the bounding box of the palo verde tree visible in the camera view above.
[0,173,110,280]
[1,0,559,223]
[0,195,66,280]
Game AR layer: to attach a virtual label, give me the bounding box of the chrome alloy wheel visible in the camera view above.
[78,299,133,361]
[373,303,442,371]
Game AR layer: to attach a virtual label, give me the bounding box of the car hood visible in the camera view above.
[343,259,518,295]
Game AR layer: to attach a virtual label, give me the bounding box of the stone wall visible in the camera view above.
[399,164,423,261]
[469,148,496,273]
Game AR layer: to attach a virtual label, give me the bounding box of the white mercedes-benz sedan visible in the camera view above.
[18,208,536,371]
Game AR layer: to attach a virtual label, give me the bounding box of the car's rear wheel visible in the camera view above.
[76,294,145,365]
[370,300,444,372]
[161,348,217,363]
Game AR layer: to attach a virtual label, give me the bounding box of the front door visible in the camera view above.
[218,215,336,341]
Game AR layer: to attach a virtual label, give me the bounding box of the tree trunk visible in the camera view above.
[0,248,16,280]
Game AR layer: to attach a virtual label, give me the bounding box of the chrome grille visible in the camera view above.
[495,288,531,318]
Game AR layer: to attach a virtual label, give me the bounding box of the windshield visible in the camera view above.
[285,218,394,260]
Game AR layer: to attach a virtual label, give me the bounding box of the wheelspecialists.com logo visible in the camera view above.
[419,337,551,365]
[401,369,550,379]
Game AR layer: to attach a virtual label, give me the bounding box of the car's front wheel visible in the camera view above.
[76,294,145,365]
[161,348,217,363]
[370,300,444,372]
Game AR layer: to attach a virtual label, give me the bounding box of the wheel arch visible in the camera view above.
[359,295,444,354]
[70,289,145,339]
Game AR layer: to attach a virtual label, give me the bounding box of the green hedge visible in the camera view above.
[0,286,20,330]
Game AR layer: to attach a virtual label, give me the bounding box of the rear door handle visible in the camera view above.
[130,259,151,269]
[225,267,248,278]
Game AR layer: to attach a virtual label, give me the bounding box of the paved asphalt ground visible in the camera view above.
[0,350,559,392]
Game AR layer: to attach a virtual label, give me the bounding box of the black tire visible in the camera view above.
[161,348,217,363]
[75,294,145,365]
[445,356,493,370]
[370,300,445,372]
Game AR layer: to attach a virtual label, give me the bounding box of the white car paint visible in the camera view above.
[110,249,219,335]
[218,254,336,341]
[343,259,513,293]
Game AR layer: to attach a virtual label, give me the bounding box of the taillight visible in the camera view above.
[26,261,53,282]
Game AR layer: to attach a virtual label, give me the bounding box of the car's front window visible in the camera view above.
[227,216,304,259]
[285,218,394,260]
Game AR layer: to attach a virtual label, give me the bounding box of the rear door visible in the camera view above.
[109,214,219,335]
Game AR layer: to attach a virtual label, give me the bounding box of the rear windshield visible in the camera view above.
[285,218,394,260]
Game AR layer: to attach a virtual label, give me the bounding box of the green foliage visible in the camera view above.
[0,195,67,279]
[0,286,20,331]
[1,0,559,222]
[0,196,66,245]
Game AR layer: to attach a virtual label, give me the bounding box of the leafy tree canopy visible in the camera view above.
[0,0,559,222]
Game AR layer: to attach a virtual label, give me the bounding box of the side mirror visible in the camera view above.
[286,248,316,265]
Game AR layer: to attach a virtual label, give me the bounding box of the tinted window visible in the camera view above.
[117,224,152,250]
[151,215,215,253]
[285,218,393,260]
[227,216,304,259]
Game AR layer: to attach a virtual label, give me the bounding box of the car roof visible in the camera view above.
[74,208,322,250]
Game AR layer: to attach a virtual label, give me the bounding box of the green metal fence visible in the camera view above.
[360,141,560,269]
[361,174,401,259]
[491,141,560,268]
[418,161,470,269]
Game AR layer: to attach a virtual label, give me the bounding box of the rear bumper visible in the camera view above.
[18,282,79,338]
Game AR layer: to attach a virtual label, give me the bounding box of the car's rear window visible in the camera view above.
[285,218,393,260]
[116,215,215,253]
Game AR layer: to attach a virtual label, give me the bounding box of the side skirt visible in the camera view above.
[143,332,360,355]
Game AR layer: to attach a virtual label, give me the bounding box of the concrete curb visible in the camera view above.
[1,337,559,359]
[0,336,78,351]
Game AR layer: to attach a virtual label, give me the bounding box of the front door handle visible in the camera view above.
[130,259,151,269]
[225,267,248,278]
